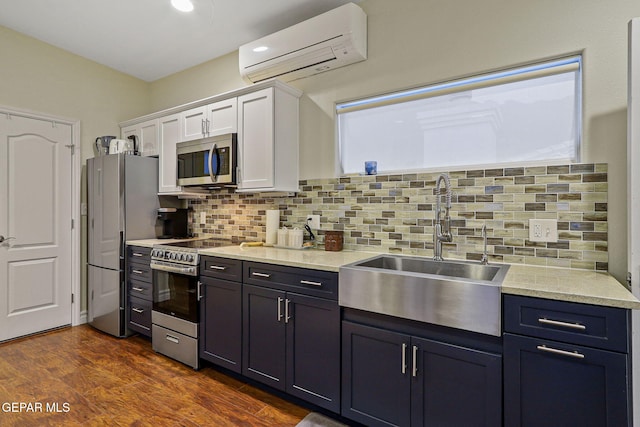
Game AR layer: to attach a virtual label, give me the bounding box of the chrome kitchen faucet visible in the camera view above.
[433,173,452,261]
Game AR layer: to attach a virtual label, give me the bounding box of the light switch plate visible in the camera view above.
[529,219,558,242]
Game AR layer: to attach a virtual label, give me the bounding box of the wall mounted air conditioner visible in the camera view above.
[239,2,367,84]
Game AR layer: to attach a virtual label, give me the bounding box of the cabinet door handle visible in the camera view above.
[536,345,585,359]
[197,281,203,301]
[401,343,407,374]
[166,334,180,344]
[285,298,291,323]
[252,272,271,278]
[538,318,586,331]
[132,269,144,275]
[132,253,144,257]
[277,297,283,322]
[201,119,205,136]
[206,118,210,135]
[131,287,145,292]
[412,345,418,377]
[300,280,322,287]
[132,307,144,314]
[209,265,227,271]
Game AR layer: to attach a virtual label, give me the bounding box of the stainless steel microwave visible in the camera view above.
[176,133,237,187]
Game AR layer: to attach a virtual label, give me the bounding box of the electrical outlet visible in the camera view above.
[200,212,207,224]
[306,215,320,229]
[529,219,558,242]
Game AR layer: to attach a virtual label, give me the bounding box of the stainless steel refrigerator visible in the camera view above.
[87,154,159,337]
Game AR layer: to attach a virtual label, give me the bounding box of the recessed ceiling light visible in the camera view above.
[171,0,194,12]
[253,46,269,53]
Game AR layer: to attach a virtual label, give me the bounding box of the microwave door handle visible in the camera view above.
[209,144,218,182]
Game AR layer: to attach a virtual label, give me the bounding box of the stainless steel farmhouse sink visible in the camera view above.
[339,255,510,336]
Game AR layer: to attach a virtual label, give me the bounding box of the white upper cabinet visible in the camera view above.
[207,98,237,136]
[158,113,182,194]
[119,80,302,196]
[180,106,207,141]
[180,98,238,142]
[121,118,159,157]
[237,85,300,193]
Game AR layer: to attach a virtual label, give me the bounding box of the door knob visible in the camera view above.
[0,235,15,243]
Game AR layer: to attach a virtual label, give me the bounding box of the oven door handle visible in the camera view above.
[208,143,218,183]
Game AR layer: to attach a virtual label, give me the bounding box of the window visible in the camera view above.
[337,57,581,175]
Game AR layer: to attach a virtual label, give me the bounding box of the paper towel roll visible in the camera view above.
[266,210,280,245]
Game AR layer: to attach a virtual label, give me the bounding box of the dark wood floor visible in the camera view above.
[0,325,310,426]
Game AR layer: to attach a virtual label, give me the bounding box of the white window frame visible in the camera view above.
[336,56,582,175]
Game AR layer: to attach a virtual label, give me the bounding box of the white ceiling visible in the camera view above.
[0,0,358,82]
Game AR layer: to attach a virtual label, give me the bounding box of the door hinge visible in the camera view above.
[65,144,75,155]
[627,272,632,289]
[71,293,74,304]
[71,219,74,229]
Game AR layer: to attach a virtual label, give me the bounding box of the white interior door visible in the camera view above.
[0,114,73,341]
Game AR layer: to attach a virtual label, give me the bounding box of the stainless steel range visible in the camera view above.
[150,239,233,369]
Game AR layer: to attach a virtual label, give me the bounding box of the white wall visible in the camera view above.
[0,25,151,311]
[150,0,640,283]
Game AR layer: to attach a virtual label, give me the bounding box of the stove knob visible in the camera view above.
[187,255,194,262]
[177,253,184,261]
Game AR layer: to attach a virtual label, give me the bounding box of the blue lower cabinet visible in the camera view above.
[242,282,341,412]
[342,321,502,427]
[199,276,242,373]
[503,333,630,427]
[503,295,631,427]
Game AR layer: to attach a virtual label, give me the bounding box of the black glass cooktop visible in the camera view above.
[163,238,241,249]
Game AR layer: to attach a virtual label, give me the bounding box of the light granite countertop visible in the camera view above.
[126,239,640,310]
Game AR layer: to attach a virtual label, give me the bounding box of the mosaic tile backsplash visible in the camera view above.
[189,163,608,271]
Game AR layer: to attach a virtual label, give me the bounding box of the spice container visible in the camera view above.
[324,231,344,251]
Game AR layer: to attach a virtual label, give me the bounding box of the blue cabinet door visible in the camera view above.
[286,292,340,412]
[242,284,286,390]
[341,321,411,427]
[411,336,502,427]
[199,276,242,373]
[504,333,630,427]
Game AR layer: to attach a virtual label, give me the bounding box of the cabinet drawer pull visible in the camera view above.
[538,318,586,331]
[132,269,144,275]
[300,280,322,287]
[252,272,271,278]
[131,287,145,292]
[132,307,144,314]
[401,343,407,374]
[132,253,144,257]
[277,297,284,322]
[412,345,418,377]
[166,334,180,344]
[209,265,227,271]
[536,345,585,359]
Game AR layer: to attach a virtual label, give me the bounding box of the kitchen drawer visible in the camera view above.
[127,262,152,283]
[128,245,151,261]
[129,295,152,336]
[244,262,338,300]
[200,256,242,282]
[503,295,630,352]
[128,278,152,301]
